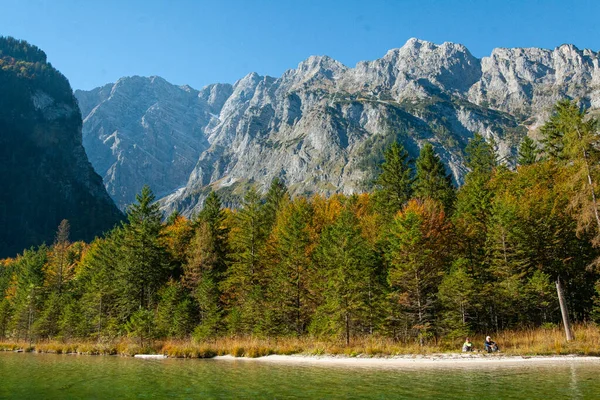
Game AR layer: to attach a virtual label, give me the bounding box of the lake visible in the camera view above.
[1,352,599,399]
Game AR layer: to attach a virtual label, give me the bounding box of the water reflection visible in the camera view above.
[1,353,599,399]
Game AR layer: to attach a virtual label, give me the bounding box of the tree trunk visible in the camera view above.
[296,264,301,336]
[345,312,350,346]
[576,127,600,233]
[556,276,574,341]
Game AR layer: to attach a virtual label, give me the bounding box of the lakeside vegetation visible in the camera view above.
[2,100,600,356]
[2,324,600,358]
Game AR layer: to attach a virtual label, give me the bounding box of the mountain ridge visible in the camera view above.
[75,38,599,214]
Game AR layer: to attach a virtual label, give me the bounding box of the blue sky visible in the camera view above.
[1,0,598,91]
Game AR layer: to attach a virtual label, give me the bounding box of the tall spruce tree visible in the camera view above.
[413,143,455,210]
[541,100,600,244]
[262,177,289,233]
[7,246,46,340]
[517,136,539,166]
[77,231,124,339]
[312,209,376,344]
[118,185,169,319]
[266,198,314,336]
[222,187,268,334]
[386,200,449,344]
[454,133,497,276]
[197,190,229,276]
[186,191,230,337]
[375,142,413,214]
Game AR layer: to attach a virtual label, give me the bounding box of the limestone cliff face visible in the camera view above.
[75,77,233,209]
[77,39,599,215]
[0,37,122,257]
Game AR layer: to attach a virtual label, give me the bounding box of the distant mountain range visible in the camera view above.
[75,38,600,214]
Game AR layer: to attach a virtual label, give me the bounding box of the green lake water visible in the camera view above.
[1,352,599,399]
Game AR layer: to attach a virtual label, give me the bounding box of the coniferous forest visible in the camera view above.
[2,100,600,348]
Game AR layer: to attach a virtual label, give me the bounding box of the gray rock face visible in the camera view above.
[77,39,600,215]
[75,77,233,209]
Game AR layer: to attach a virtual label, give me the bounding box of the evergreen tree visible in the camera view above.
[44,220,74,295]
[437,258,475,339]
[542,100,600,245]
[312,209,377,344]
[197,190,229,275]
[375,142,413,214]
[221,187,268,334]
[118,185,169,319]
[464,133,497,174]
[266,198,314,336]
[125,308,156,348]
[386,200,449,344]
[517,136,539,166]
[7,247,46,340]
[413,143,455,210]
[185,222,224,337]
[156,280,196,338]
[262,177,289,232]
[454,134,497,275]
[185,191,229,337]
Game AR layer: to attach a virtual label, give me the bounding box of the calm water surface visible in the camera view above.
[1,352,599,399]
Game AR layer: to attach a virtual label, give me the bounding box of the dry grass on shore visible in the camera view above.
[1,324,599,358]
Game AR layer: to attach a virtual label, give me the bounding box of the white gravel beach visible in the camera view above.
[211,354,600,367]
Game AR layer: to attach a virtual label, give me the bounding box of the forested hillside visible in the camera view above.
[0,37,123,257]
[1,100,598,345]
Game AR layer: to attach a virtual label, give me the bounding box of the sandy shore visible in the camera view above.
[211,353,600,367]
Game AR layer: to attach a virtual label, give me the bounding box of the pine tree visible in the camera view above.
[197,190,229,275]
[437,258,475,339]
[464,133,497,174]
[375,142,413,214]
[118,185,169,318]
[454,134,497,275]
[266,198,314,336]
[77,232,123,339]
[262,177,289,232]
[185,191,229,337]
[221,187,268,334]
[541,100,600,245]
[312,209,376,345]
[386,200,449,344]
[156,280,196,338]
[7,247,46,340]
[44,220,73,295]
[517,136,539,166]
[185,222,223,337]
[413,143,455,210]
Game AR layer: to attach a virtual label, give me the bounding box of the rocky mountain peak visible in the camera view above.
[77,39,600,216]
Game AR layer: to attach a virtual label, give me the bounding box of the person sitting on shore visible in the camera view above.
[484,336,498,353]
[462,337,473,352]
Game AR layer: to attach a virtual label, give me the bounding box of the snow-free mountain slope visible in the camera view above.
[76,39,599,215]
